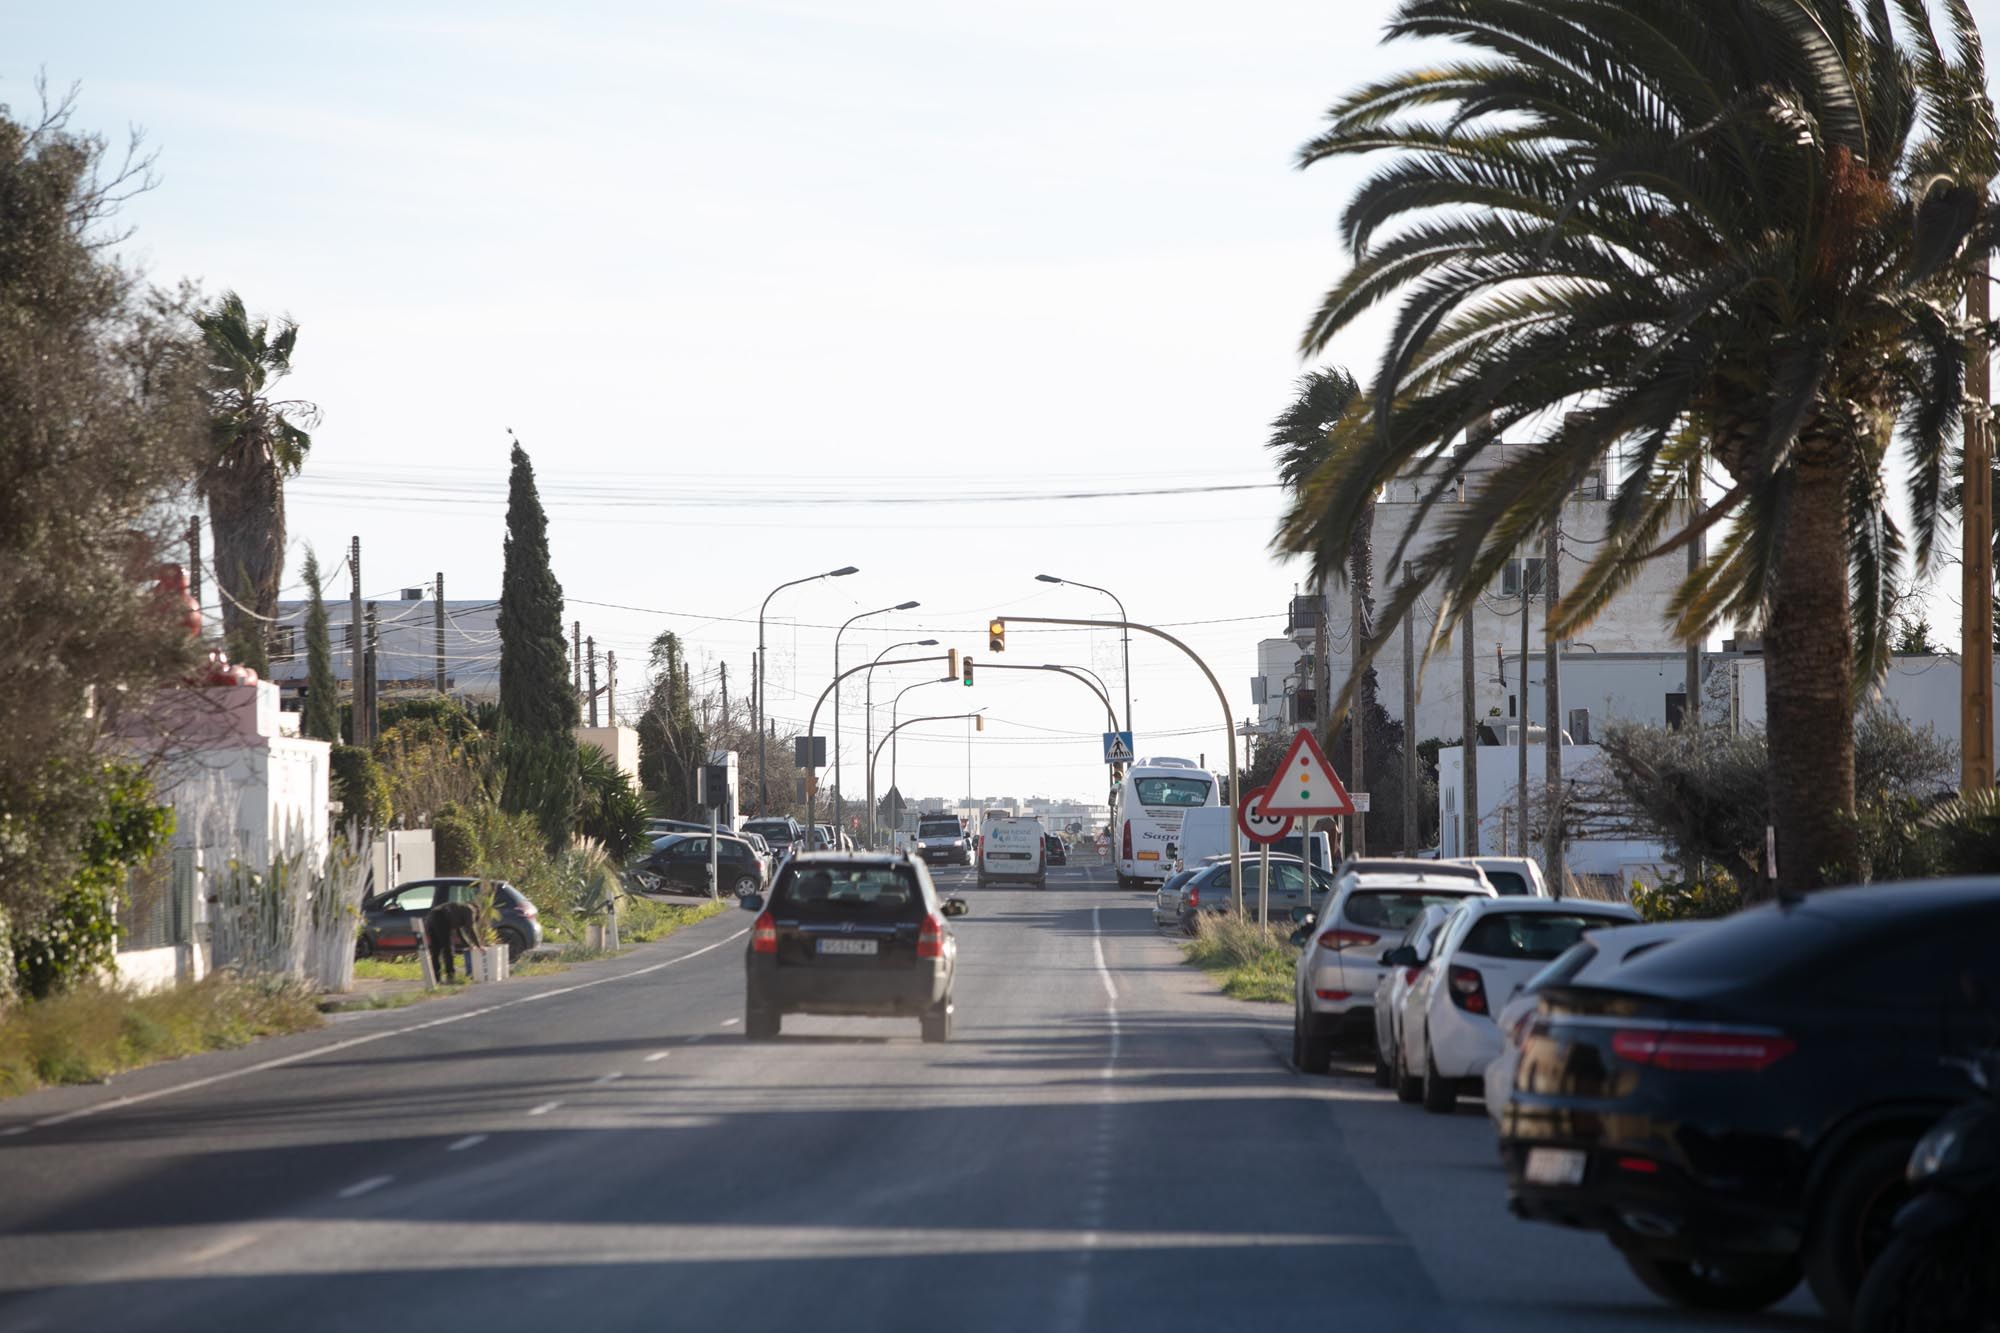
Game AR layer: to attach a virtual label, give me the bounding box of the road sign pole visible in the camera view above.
[1258,841,1270,929]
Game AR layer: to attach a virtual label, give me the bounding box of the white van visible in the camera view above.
[979,816,1047,889]
[1173,807,1335,874]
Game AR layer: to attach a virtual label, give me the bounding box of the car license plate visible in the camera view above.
[816,938,877,956]
[1523,1148,1586,1187]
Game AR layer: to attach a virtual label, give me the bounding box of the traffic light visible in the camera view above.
[945,648,957,680]
[963,655,975,687]
[989,618,1006,652]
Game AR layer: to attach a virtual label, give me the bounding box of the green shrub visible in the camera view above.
[1631,873,1742,922]
[13,764,171,1000]
[432,807,478,875]
[330,744,393,830]
[1182,916,1300,1003]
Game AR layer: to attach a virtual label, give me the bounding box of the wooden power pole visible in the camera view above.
[1965,255,1994,789]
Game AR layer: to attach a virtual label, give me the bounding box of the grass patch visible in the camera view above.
[620,895,725,942]
[1182,915,1301,1004]
[0,973,323,1099]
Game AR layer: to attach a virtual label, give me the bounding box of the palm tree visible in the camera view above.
[1276,0,1996,895]
[194,292,319,673]
[1267,368,1370,743]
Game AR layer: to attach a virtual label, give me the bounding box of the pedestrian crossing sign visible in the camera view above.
[1254,728,1355,816]
[1102,732,1134,765]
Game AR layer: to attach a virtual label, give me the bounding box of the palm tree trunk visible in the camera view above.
[205,463,284,672]
[1762,459,1858,895]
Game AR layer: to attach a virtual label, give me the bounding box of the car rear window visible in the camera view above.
[1521,939,1598,993]
[1482,869,1532,895]
[1462,911,1629,961]
[772,865,925,921]
[1343,889,1482,931]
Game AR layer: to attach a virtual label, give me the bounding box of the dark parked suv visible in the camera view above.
[633,833,765,897]
[741,853,968,1042]
[358,877,543,961]
[1503,879,2000,1324]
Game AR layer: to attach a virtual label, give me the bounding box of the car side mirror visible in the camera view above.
[1289,907,1316,926]
[737,891,764,912]
[1288,926,1312,947]
[1382,945,1418,967]
[942,897,969,918]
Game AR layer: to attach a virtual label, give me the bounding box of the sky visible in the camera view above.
[12,1,1997,809]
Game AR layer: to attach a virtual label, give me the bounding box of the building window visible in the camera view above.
[1576,469,1606,501]
[269,626,298,662]
[1500,558,1546,598]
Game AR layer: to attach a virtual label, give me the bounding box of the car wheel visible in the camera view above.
[499,928,528,963]
[732,875,759,897]
[355,935,375,960]
[1620,1250,1801,1313]
[1295,1004,1333,1075]
[1803,1137,1918,1326]
[920,1002,952,1044]
[1422,1046,1458,1113]
[1394,1040,1423,1105]
[746,1007,780,1041]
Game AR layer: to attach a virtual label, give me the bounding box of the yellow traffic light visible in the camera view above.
[945,647,958,680]
[989,618,1006,652]
[963,656,975,687]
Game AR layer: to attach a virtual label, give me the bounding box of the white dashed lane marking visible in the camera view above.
[526,1101,562,1117]
[337,1176,393,1200]
[447,1135,487,1152]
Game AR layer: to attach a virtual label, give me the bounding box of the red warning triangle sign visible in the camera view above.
[1254,728,1356,816]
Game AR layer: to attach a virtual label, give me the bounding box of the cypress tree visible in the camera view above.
[300,548,342,743]
[497,439,579,848]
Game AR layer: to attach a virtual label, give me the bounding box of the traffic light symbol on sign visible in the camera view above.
[989,618,1006,652]
[963,656,975,686]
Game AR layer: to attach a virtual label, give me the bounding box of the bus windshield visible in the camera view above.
[1134,776,1212,807]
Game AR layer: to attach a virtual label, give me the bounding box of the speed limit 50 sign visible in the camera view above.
[1237,786,1295,845]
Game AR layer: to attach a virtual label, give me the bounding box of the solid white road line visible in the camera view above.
[337,1176,393,1200]
[642,1051,671,1063]
[526,1101,562,1117]
[446,1135,487,1152]
[719,1017,740,1027]
[13,927,751,1136]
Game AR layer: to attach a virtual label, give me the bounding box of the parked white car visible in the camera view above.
[1398,896,1641,1112]
[1481,919,1708,1125]
[1458,856,1551,897]
[1369,903,1459,1094]
[1290,859,1494,1074]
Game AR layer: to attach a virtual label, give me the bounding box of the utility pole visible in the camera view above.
[1517,553,1531,859]
[573,621,583,705]
[1964,253,1994,789]
[1461,598,1479,857]
[1350,576,1368,857]
[586,635,599,728]
[186,518,203,616]
[349,536,365,746]
[607,651,618,727]
[433,571,446,693]
[750,655,760,807]
[719,661,729,731]
[1402,562,1419,854]
[364,601,381,744]
[1687,459,1703,730]
[1544,513,1565,893]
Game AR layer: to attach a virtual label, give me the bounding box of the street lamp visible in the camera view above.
[864,638,937,846]
[758,565,857,813]
[1037,574,1134,749]
[889,674,956,805]
[835,600,919,841]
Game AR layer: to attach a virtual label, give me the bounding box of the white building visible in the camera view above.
[266,593,503,706]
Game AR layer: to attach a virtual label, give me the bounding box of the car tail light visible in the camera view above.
[1617,1156,1661,1175]
[751,911,777,954]
[1610,1024,1795,1072]
[1314,989,1352,1001]
[1186,883,1199,908]
[1318,929,1380,953]
[1122,821,1133,860]
[917,914,946,959]
[1448,964,1489,1014]
[516,900,538,917]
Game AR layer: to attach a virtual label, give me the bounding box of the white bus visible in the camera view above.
[1110,757,1219,888]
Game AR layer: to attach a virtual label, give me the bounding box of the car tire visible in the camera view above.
[1620,1250,1801,1313]
[1394,1040,1423,1104]
[920,1003,952,1044]
[498,928,528,963]
[355,935,375,960]
[1295,1004,1333,1074]
[1422,1046,1459,1113]
[1803,1137,1918,1327]
[745,1007,780,1041]
[732,875,759,898]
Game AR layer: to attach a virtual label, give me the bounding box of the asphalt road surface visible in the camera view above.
[0,862,1822,1332]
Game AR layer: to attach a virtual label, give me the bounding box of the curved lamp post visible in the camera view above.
[864,638,937,846]
[758,565,856,812]
[1037,574,1134,749]
[834,600,918,841]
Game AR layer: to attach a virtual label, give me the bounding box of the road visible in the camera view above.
[0,862,1822,1332]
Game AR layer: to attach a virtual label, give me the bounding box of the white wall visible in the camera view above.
[1438,742,1670,880]
[576,725,641,781]
[1733,654,1999,767]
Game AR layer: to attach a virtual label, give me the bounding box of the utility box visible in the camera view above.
[699,751,739,826]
